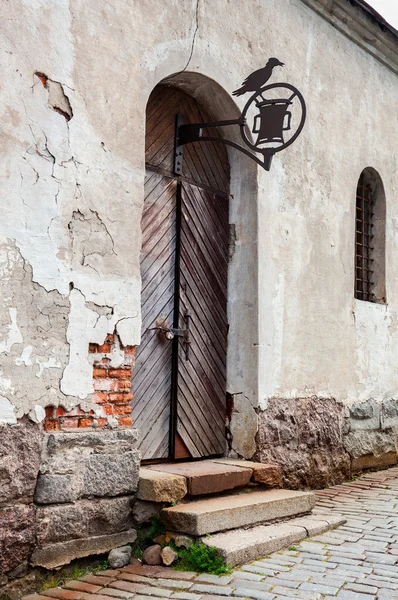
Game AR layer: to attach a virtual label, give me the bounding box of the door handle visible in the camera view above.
[184,309,191,361]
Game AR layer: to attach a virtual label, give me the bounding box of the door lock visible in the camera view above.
[148,310,191,360]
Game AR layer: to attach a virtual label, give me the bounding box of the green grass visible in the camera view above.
[39,558,110,592]
[173,541,232,575]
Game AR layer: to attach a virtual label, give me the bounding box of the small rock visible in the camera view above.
[153,534,166,545]
[108,545,132,568]
[161,546,178,566]
[174,534,193,549]
[143,544,162,565]
[130,557,142,566]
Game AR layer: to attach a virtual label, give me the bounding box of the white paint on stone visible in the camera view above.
[0,309,23,354]
[16,346,33,367]
[0,396,17,424]
[29,404,46,423]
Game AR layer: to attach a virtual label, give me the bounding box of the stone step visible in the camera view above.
[161,488,316,535]
[141,459,282,500]
[146,460,252,496]
[200,514,346,565]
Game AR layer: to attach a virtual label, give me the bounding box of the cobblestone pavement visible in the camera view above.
[25,467,398,600]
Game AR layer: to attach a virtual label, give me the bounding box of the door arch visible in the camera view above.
[133,84,230,461]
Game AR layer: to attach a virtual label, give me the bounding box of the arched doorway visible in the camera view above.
[134,85,230,461]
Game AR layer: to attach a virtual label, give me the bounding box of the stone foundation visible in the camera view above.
[255,397,351,489]
[0,425,140,587]
[255,396,398,489]
[344,398,398,472]
[0,419,42,576]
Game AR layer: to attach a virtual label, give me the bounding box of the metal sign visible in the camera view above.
[174,58,306,173]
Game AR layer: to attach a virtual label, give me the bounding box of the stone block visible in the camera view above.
[138,468,187,503]
[381,398,398,429]
[255,397,350,489]
[351,451,397,472]
[36,496,136,545]
[0,505,36,574]
[161,489,316,536]
[147,461,252,496]
[0,419,42,503]
[349,399,380,430]
[343,429,397,458]
[31,529,137,569]
[36,430,140,504]
[83,451,140,497]
[34,474,80,504]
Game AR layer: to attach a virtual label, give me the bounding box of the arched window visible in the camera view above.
[354,168,386,303]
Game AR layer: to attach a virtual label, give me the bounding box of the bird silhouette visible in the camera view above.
[233,58,284,96]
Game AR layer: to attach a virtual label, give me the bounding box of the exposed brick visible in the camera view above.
[93,392,108,404]
[96,418,108,428]
[93,368,107,379]
[45,406,54,417]
[114,404,133,415]
[99,358,111,366]
[55,407,66,417]
[97,343,112,353]
[108,368,132,379]
[79,418,94,428]
[62,417,80,429]
[44,419,61,432]
[109,393,133,404]
[117,417,133,427]
[111,380,131,391]
[89,343,99,353]
[105,333,115,343]
[103,404,114,415]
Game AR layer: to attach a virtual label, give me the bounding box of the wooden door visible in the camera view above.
[134,85,229,461]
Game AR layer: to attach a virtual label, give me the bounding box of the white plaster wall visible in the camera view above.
[0,0,397,421]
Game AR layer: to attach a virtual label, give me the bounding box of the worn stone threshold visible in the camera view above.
[138,459,282,502]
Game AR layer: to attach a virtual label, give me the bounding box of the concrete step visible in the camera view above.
[200,513,346,565]
[161,488,316,535]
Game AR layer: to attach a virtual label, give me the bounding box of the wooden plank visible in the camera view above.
[133,169,176,460]
[177,179,229,457]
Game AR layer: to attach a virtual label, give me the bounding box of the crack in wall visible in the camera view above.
[34,72,73,122]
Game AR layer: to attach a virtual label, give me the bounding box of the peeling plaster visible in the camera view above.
[34,72,73,121]
[0,308,23,354]
[0,396,17,424]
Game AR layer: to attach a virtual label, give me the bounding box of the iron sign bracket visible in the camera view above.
[174,113,274,175]
[173,60,306,175]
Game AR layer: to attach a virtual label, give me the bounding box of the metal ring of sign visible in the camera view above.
[240,82,307,156]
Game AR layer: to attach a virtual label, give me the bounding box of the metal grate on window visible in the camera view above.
[355,175,374,302]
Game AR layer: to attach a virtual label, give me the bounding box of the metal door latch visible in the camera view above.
[148,310,191,359]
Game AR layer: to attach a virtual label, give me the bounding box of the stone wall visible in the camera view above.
[0,420,42,579]
[253,396,398,489]
[344,398,398,472]
[0,426,140,587]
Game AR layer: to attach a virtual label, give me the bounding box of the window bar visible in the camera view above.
[355,178,375,302]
